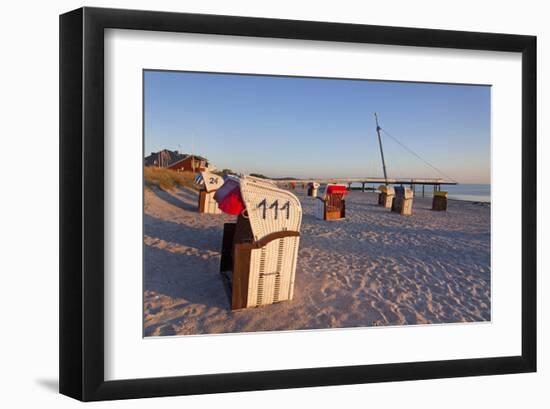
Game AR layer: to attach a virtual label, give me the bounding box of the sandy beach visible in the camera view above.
[144,186,490,336]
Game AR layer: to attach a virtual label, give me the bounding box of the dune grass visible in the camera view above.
[144,167,198,191]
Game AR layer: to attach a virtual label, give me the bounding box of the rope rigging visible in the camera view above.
[378,126,457,183]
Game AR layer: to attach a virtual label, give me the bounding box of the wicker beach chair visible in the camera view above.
[314,184,347,220]
[307,182,320,197]
[197,171,224,214]
[432,191,448,211]
[391,186,414,216]
[219,176,302,310]
[378,185,395,208]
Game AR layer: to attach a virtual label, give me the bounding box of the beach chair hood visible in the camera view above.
[318,183,348,200]
[327,185,347,195]
[199,171,225,192]
[214,175,245,215]
[239,175,302,243]
[395,186,413,199]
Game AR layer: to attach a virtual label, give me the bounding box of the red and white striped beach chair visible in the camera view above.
[314,184,347,220]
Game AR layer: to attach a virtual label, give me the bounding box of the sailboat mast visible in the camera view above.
[374,112,389,185]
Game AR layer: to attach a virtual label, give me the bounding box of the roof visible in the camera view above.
[167,154,208,168]
[144,149,208,167]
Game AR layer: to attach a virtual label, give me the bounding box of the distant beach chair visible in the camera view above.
[377,185,395,208]
[391,186,414,216]
[432,191,448,211]
[314,184,347,220]
[307,182,320,197]
[196,171,224,214]
[219,176,302,310]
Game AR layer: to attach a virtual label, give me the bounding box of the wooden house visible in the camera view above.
[144,150,212,174]
[167,154,210,173]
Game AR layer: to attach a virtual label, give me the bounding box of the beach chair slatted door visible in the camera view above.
[326,194,344,219]
[239,176,302,307]
[279,234,299,300]
[204,192,221,214]
[245,235,300,306]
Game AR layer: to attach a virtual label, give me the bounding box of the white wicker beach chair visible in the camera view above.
[314,183,347,220]
[378,185,395,208]
[307,182,320,197]
[391,186,414,215]
[197,171,224,214]
[219,175,302,309]
[432,191,448,211]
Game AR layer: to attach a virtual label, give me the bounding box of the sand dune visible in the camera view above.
[143,186,490,336]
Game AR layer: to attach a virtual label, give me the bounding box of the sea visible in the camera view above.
[442,184,491,203]
[349,183,491,203]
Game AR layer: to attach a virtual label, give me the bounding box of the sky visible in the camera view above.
[144,70,491,184]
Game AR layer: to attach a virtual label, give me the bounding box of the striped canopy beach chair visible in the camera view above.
[314,184,347,220]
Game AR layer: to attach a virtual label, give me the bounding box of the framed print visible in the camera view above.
[59,7,536,401]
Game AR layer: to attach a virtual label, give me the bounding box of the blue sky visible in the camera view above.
[144,70,491,184]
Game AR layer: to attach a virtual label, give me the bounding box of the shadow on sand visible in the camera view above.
[144,214,224,252]
[151,187,198,212]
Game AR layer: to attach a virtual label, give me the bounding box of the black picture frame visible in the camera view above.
[59,7,537,401]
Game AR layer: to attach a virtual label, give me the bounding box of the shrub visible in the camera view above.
[249,173,268,179]
[144,167,198,191]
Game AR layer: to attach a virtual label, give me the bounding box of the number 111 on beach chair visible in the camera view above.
[218,176,302,310]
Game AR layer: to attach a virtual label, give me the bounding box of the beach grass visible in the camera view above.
[144,167,198,191]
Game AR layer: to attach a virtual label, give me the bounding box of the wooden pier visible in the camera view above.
[274,177,457,197]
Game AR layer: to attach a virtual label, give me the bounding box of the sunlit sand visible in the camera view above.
[144,186,490,336]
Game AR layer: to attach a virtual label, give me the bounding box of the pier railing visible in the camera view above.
[273,177,457,186]
[272,177,457,196]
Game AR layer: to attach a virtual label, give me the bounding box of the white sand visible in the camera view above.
[144,186,490,336]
